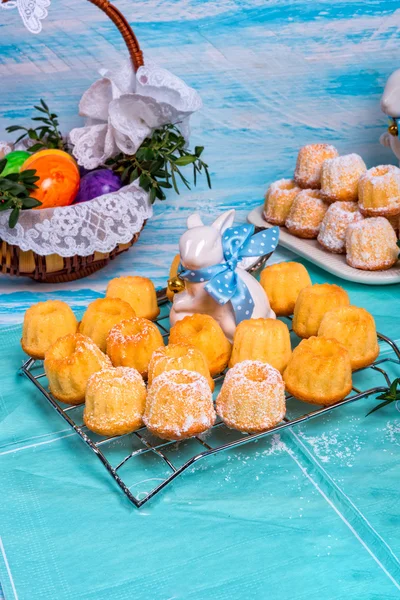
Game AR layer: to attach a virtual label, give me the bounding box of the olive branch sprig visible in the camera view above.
[0,159,41,228]
[366,378,400,416]
[106,123,211,203]
[5,99,66,153]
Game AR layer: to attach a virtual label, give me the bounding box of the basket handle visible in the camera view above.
[1,0,144,70]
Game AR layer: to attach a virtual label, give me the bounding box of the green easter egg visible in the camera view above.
[2,151,31,176]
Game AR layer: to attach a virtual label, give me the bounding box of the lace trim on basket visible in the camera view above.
[0,182,152,257]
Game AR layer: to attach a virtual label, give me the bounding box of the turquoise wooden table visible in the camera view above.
[1,2,400,599]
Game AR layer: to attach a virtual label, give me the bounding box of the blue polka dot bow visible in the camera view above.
[180,224,279,325]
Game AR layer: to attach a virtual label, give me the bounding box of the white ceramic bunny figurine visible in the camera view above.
[380,69,400,163]
[169,209,278,342]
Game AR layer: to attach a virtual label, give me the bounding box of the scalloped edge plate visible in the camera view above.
[247,205,400,286]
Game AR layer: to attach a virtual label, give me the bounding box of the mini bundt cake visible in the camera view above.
[166,254,183,301]
[294,143,339,189]
[106,317,164,379]
[216,360,286,433]
[44,333,111,404]
[229,318,291,373]
[260,261,311,316]
[143,369,216,441]
[148,343,214,391]
[84,367,146,436]
[388,214,400,237]
[79,298,135,352]
[285,189,328,238]
[318,306,379,370]
[263,179,301,225]
[320,153,367,203]
[317,201,364,254]
[169,314,231,377]
[358,165,400,217]
[22,300,78,359]
[345,217,398,271]
[106,275,160,320]
[293,283,350,338]
[283,336,352,405]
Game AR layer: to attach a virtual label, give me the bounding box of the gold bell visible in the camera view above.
[388,121,398,137]
[167,275,185,294]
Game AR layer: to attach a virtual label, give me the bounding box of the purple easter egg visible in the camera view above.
[74,169,122,203]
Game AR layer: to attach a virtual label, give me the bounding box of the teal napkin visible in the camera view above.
[1,264,400,599]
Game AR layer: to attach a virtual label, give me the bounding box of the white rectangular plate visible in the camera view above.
[248,205,400,286]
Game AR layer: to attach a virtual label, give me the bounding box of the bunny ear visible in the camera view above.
[211,209,235,233]
[187,213,203,229]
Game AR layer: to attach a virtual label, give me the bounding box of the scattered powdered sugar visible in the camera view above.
[294,143,338,188]
[385,420,400,445]
[321,153,366,201]
[285,189,328,233]
[346,217,398,270]
[87,366,145,392]
[107,317,159,345]
[359,165,400,212]
[217,360,285,432]
[143,369,216,439]
[318,201,363,253]
[297,426,364,467]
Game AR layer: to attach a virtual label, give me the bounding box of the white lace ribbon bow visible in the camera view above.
[69,60,202,170]
[0,0,51,34]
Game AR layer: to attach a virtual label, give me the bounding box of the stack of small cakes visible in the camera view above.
[263,143,399,271]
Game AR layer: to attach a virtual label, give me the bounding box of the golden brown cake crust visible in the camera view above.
[44,333,111,404]
[169,314,231,377]
[294,143,339,190]
[143,369,216,441]
[260,262,311,317]
[84,366,146,436]
[283,336,352,405]
[106,276,160,320]
[106,316,164,378]
[229,318,291,373]
[148,343,214,391]
[216,360,286,433]
[21,300,78,359]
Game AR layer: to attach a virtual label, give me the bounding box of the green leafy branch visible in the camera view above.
[0,159,41,228]
[5,99,66,153]
[106,123,211,203]
[366,378,400,416]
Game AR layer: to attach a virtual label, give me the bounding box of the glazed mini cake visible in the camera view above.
[345,217,398,271]
[358,165,400,217]
[106,275,160,320]
[294,143,339,189]
[263,179,301,225]
[292,283,350,338]
[318,306,379,370]
[285,189,328,238]
[317,201,364,254]
[260,261,312,316]
[320,153,367,203]
[21,300,78,359]
[283,336,352,405]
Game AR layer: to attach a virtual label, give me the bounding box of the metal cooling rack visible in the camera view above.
[20,301,400,508]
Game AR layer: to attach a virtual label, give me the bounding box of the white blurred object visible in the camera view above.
[0,142,13,158]
[380,69,400,164]
[69,60,202,170]
[0,0,51,34]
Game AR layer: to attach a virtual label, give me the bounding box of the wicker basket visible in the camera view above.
[1,0,145,283]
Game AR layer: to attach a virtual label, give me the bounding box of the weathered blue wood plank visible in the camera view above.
[0,0,398,323]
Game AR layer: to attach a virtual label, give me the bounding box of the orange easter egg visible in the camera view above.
[22,154,80,209]
[23,149,77,170]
